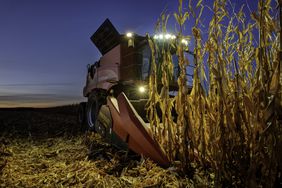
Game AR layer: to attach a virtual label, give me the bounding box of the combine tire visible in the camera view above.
[78,102,87,131]
[86,92,100,131]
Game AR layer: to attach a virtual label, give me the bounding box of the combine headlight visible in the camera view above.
[126,32,133,38]
[181,39,189,46]
[126,32,134,47]
[153,33,176,41]
[138,86,146,93]
[165,33,171,39]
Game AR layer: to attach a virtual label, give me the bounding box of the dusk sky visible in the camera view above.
[0,0,258,108]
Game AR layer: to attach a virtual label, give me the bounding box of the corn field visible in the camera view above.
[147,0,282,187]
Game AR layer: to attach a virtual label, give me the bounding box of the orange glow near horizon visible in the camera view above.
[0,100,82,108]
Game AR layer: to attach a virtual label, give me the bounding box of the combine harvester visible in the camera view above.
[78,19,192,166]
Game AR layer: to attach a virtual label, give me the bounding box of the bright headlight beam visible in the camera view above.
[181,39,188,46]
[153,33,176,41]
[165,34,171,39]
[138,86,145,93]
[126,32,133,38]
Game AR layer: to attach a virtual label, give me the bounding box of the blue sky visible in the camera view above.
[0,0,259,107]
[0,0,179,107]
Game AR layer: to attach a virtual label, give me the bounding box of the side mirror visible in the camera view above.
[87,64,91,72]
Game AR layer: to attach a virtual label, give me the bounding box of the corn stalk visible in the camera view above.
[147,0,282,186]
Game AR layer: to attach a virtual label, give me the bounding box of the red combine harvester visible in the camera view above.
[78,19,191,166]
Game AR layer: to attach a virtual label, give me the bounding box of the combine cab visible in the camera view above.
[78,19,191,166]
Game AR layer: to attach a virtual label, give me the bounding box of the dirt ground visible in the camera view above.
[0,107,210,187]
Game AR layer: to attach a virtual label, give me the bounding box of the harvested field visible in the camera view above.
[0,107,210,187]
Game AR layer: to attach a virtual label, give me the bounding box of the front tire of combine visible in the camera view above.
[86,92,100,132]
[78,102,87,131]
